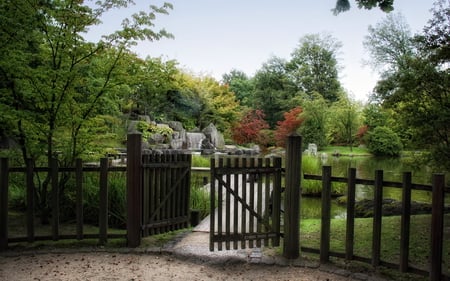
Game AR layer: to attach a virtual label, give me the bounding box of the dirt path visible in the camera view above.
[0,252,383,281]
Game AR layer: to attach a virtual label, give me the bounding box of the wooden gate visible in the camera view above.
[141,152,192,236]
[209,156,283,251]
[126,134,192,247]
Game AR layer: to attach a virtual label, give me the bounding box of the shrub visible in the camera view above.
[367,126,403,157]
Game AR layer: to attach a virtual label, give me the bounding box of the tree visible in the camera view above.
[0,0,173,222]
[253,57,296,128]
[222,69,255,107]
[231,109,269,145]
[333,0,394,14]
[287,34,343,102]
[296,93,329,149]
[274,107,304,147]
[367,126,402,157]
[365,0,450,170]
[328,97,361,150]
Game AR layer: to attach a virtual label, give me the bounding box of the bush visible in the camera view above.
[367,126,403,157]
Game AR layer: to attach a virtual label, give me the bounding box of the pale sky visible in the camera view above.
[88,1,434,102]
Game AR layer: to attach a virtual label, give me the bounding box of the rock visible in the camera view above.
[202,123,225,149]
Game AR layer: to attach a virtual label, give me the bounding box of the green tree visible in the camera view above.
[296,93,329,149]
[328,96,362,150]
[0,0,173,222]
[253,57,296,128]
[287,34,343,102]
[222,69,255,108]
[365,0,450,169]
[367,126,402,157]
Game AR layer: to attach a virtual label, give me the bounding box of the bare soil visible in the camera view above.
[0,252,376,281]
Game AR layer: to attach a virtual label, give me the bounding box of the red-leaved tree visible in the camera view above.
[231,109,270,145]
[275,106,304,147]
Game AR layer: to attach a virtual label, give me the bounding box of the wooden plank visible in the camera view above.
[272,157,282,247]
[142,155,150,237]
[345,167,356,260]
[430,173,445,281]
[240,158,247,249]
[0,158,9,251]
[256,158,263,248]
[249,157,255,248]
[320,165,332,263]
[51,158,59,241]
[264,157,270,247]
[233,158,239,250]
[400,172,412,273]
[26,159,35,242]
[76,158,83,240]
[99,157,108,245]
[209,157,216,251]
[154,154,161,234]
[217,158,223,251]
[126,134,142,247]
[372,170,383,267]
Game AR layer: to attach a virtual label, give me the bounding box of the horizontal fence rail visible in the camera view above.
[0,157,127,251]
[303,166,449,281]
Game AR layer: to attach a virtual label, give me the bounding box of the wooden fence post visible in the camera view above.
[345,167,356,260]
[321,165,332,263]
[75,158,83,240]
[99,157,109,245]
[51,158,59,241]
[127,133,142,247]
[400,172,412,273]
[372,170,383,267]
[430,173,445,281]
[26,158,35,243]
[0,158,9,251]
[283,134,302,259]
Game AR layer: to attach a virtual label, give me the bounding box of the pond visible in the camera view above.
[301,155,450,219]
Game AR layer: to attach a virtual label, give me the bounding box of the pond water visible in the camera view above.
[301,155,450,219]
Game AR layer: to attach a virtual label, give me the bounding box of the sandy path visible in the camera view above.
[0,252,375,281]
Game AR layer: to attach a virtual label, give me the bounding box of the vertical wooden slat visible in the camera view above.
[51,158,59,241]
[256,158,263,248]
[283,134,302,259]
[320,165,332,263]
[241,158,247,249]
[154,154,161,234]
[345,167,356,260]
[76,158,83,240]
[264,157,271,247]
[160,154,167,233]
[430,173,445,281]
[142,155,150,237]
[233,158,239,250]
[170,153,176,231]
[26,158,34,242]
[400,172,412,272]
[372,170,383,267]
[184,154,192,228]
[272,157,282,247]
[99,157,108,245]
[225,158,231,250]
[0,158,9,251]
[126,133,142,247]
[217,158,223,251]
[249,157,255,248]
[209,157,216,251]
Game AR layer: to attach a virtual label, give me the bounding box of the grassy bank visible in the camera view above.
[300,214,450,280]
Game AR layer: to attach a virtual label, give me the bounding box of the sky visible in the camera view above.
[89,1,435,102]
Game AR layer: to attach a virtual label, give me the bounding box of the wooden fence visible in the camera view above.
[0,157,126,250]
[303,166,449,281]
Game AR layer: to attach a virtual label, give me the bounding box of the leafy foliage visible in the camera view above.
[231,109,270,145]
[367,126,403,157]
[275,107,304,147]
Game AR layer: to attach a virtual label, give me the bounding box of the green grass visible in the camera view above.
[300,214,450,280]
[321,145,371,156]
[192,155,211,167]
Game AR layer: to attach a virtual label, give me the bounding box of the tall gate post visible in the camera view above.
[430,173,445,281]
[127,133,142,247]
[283,134,302,259]
[0,158,9,251]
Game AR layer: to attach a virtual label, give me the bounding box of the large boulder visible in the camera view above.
[202,123,225,149]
